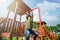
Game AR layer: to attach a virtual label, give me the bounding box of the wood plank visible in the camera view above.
[1,32,10,37]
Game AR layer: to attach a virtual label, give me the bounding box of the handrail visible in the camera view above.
[0,18,26,37]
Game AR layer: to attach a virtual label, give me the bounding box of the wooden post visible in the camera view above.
[19,15,22,34]
[10,20,12,32]
[12,12,17,33]
[11,2,18,33]
[6,10,10,32]
[10,2,18,40]
[2,10,10,32]
[5,10,10,32]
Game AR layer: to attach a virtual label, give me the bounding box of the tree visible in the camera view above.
[57,24,60,28]
[49,26,57,33]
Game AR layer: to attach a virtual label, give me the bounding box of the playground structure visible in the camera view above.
[0,0,30,40]
[0,0,58,40]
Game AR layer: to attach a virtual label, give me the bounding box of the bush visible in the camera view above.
[12,37,17,40]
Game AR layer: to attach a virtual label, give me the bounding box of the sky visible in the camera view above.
[0,0,60,26]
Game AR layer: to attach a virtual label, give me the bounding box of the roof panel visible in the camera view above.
[8,0,31,15]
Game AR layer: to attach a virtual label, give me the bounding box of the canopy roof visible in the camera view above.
[8,0,31,15]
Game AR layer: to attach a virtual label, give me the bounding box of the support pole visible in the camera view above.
[11,2,18,33]
[12,10,17,33]
[10,2,18,40]
[6,10,10,32]
[2,10,10,32]
[38,8,42,40]
[6,10,10,19]
[19,15,22,33]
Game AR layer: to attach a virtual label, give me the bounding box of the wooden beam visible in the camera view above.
[12,2,18,33]
[8,0,31,15]
[19,15,22,33]
[6,10,10,32]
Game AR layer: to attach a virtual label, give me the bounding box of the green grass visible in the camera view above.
[2,37,8,40]
[12,37,17,40]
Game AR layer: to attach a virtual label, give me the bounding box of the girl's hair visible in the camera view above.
[26,14,33,20]
[41,21,46,25]
[38,21,46,25]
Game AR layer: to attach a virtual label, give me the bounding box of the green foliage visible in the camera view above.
[55,38,59,40]
[32,22,39,28]
[12,37,17,40]
[49,24,60,33]
[43,37,49,40]
[2,37,8,40]
[49,26,58,33]
[57,24,60,28]
[32,21,60,34]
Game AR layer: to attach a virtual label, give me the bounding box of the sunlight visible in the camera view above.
[0,0,13,18]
